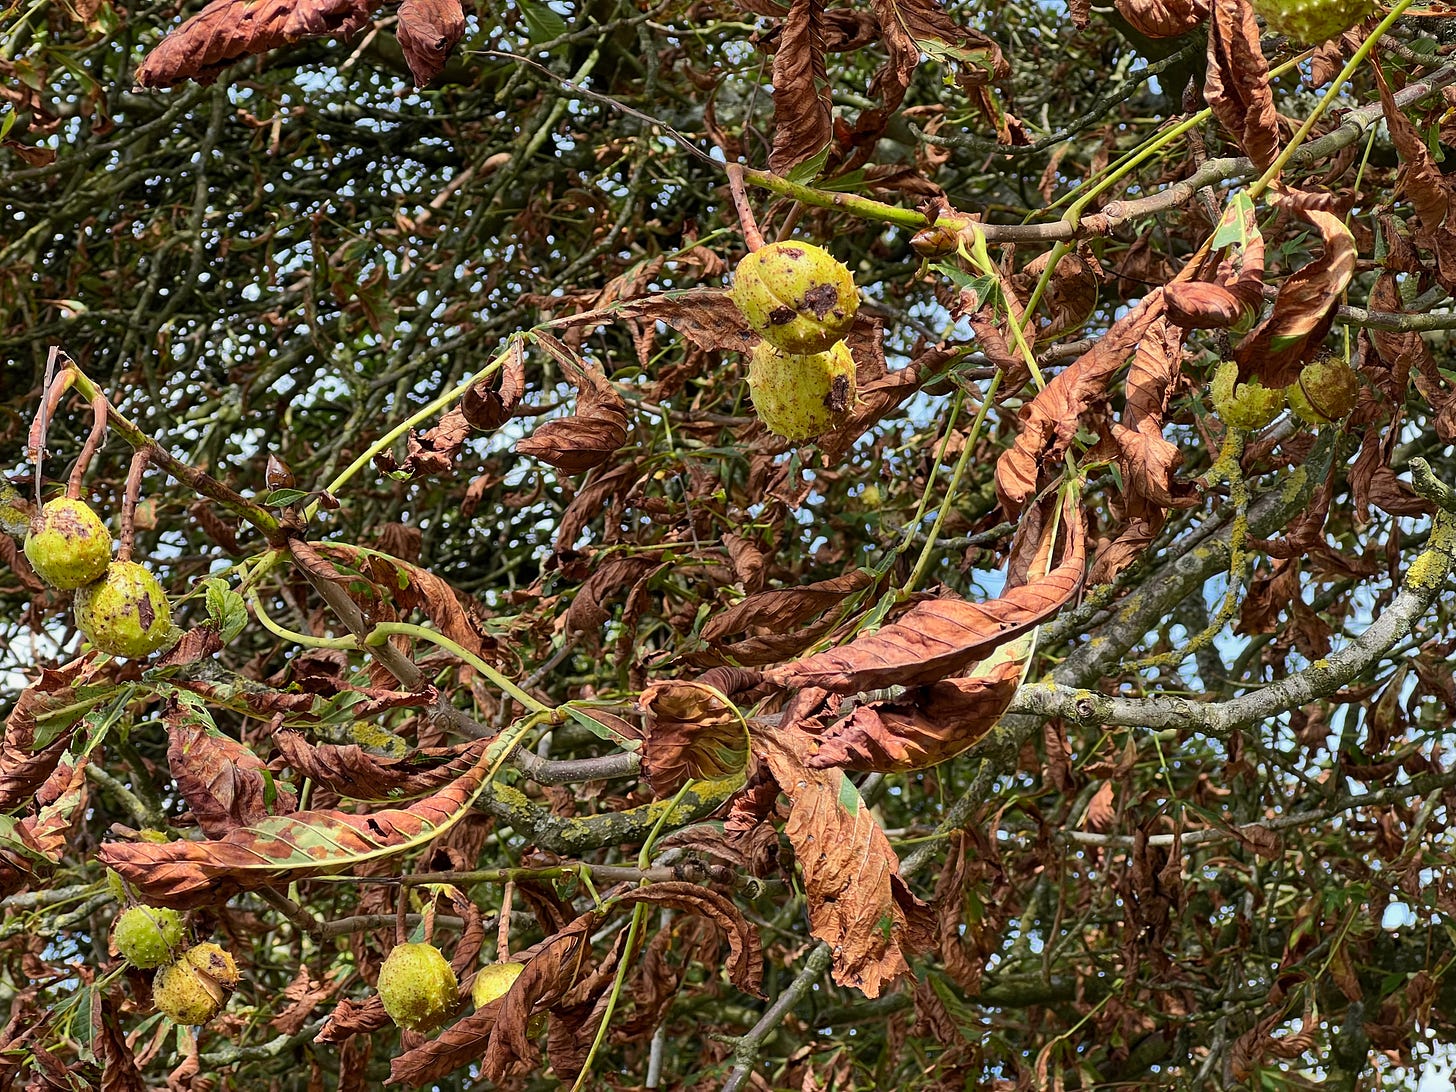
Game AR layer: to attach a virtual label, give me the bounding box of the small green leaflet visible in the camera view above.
[203,577,249,644]
[1211,191,1255,251]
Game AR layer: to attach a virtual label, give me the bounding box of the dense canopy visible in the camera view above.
[5,0,1456,1086]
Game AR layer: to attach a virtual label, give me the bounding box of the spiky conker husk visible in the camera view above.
[112,905,185,969]
[1211,360,1285,431]
[74,560,174,658]
[378,942,458,1032]
[730,241,859,354]
[472,961,525,1008]
[1287,359,1359,424]
[185,942,240,989]
[23,498,112,590]
[747,340,857,441]
[1250,0,1372,43]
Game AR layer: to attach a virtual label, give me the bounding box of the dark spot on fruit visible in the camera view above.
[801,283,839,318]
[137,597,155,629]
[779,246,804,259]
[768,305,798,326]
[825,375,851,413]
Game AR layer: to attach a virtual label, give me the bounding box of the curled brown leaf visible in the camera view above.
[1204,0,1280,173]
[756,711,934,996]
[770,0,833,174]
[767,499,1084,693]
[395,0,465,87]
[134,0,378,88]
[807,658,1023,771]
[638,680,749,795]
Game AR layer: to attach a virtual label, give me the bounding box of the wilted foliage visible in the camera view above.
[5,0,1456,1087]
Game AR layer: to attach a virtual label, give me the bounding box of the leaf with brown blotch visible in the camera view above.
[807,658,1023,772]
[167,697,295,837]
[770,0,833,174]
[1375,62,1456,293]
[995,290,1166,520]
[389,911,598,1086]
[756,714,934,996]
[0,658,106,814]
[871,0,1009,110]
[517,336,628,473]
[768,499,1081,694]
[703,569,875,643]
[134,0,377,88]
[1204,0,1279,173]
[638,681,749,795]
[609,882,764,995]
[274,731,491,801]
[462,339,526,431]
[24,750,90,861]
[395,0,465,87]
[1114,0,1209,36]
[97,740,498,909]
[1233,188,1356,388]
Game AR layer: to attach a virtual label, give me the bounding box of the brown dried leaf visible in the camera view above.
[611,882,764,995]
[0,658,104,814]
[96,742,496,908]
[1163,194,1265,330]
[770,0,833,174]
[395,0,465,87]
[1375,62,1456,292]
[1114,0,1209,36]
[1204,0,1279,171]
[462,340,527,431]
[767,500,1084,693]
[517,337,628,473]
[1234,188,1356,387]
[274,731,491,800]
[757,713,934,996]
[100,993,147,1092]
[995,290,1166,519]
[579,288,757,356]
[703,569,875,643]
[373,407,471,480]
[315,542,492,663]
[134,0,377,88]
[807,658,1023,771]
[639,681,749,794]
[167,697,295,837]
[314,995,392,1044]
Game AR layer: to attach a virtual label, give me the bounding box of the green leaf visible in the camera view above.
[518,0,567,44]
[264,488,309,508]
[204,577,249,644]
[785,145,830,186]
[1212,191,1255,251]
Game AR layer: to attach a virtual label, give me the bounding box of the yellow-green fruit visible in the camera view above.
[1287,359,1359,424]
[153,961,221,1025]
[112,905,184,969]
[74,560,174,658]
[1211,360,1285,431]
[730,241,858,354]
[378,942,458,1032]
[748,340,857,441]
[472,961,525,1008]
[184,942,240,989]
[23,498,112,590]
[1250,0,1372,43]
